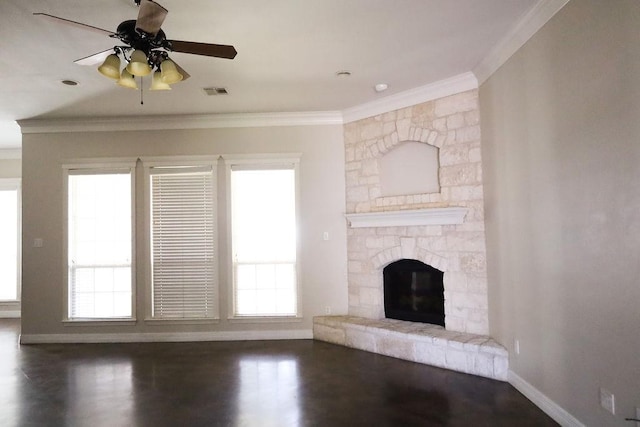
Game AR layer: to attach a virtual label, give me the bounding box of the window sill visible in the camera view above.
[63,318,137,327]
[144,317,220,325]
[227,315,303,324]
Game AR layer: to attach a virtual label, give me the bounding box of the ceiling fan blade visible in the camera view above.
[33,13,114,36]
[168,40,237,59]
[135,0,168,37]
[172,61,191,81]
[74,49,114,66]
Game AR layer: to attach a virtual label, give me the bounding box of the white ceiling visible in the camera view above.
[0,0,541,148]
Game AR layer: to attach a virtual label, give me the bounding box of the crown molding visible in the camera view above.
[473,0,570,85]
[342,72,478,123]
[18,111,344,134]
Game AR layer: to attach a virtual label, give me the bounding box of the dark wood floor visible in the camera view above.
[0,319,557,426]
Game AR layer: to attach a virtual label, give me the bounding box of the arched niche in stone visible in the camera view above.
[379,141,440,197]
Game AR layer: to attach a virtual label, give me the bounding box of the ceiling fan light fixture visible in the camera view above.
[127,49,152,76]
[98,54,121,80]
[160,59,183,84]
[117,69,138,89]
[150,70,171,91]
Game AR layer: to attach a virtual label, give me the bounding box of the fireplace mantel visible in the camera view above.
[345,207,467,228]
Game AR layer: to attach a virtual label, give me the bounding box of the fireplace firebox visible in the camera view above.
[383,259,445,327]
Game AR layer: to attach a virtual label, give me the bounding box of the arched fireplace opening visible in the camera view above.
[383,259,445,327]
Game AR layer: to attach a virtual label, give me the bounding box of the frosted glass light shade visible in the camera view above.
[126,50,152,76]
[160,59,183,84]
[149,70,171,91]
[98,54,121,80]
[117,69,138,89]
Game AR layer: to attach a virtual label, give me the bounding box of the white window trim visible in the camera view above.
[0,178,21,305]
[62,159,137,323]
[223,153,303,322]
[142,156,220,323]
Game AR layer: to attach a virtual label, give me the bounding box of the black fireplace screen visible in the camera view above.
[383,259,445,326]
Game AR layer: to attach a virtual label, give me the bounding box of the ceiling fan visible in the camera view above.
[34,0,237,90]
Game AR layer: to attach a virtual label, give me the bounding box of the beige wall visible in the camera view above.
[480,0,640,425]
[21,125,348,336]
[0,158,21,178]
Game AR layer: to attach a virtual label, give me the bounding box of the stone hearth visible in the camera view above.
[313,316,508,381]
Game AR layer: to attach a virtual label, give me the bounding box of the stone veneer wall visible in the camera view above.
[344,89,489,335]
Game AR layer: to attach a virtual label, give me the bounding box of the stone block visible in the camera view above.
[434,92,478,117]
[396,118,412,141]
[359,121,384,140]
[455,125,481,143]
[444,348,469,372]
[440,145,471,166]
[359,287,382,306]
[313,324,346,345]
[439,164,479,186]
[465,318,489,336]
[467,275,488,293]
[345,329,376,352]
[443,272,468,292]
[365,237,384,249]
[383,121,396,135]
[449,185,484,201]
[460,253,487,273]
[471,353,495,378]
[446,113,465,130]
[464,110,480,126]
[345,161,362,171]
[400,237,416,258]
[480,340,509,357]
[376,335,416,361]
[494,356,509,381]
[451,292,488,310]
[415,342,446,368]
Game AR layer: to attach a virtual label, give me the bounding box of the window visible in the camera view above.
[65,168,134,319]
[229,160,299,317]
[0,179,20,301]
[148,164,217,319]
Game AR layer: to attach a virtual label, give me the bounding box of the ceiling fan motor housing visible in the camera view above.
[114,20,170,67]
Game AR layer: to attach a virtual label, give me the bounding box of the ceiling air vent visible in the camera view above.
[203,87,229,96]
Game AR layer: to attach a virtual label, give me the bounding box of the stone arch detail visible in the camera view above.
[361,122,447,160]
[372,238,448,272]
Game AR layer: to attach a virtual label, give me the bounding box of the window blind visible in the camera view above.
[151,167,216,318]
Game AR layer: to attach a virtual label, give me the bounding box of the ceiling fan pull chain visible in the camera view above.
[140,77,144,105]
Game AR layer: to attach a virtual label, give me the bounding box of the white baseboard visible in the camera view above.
[20,329,313,344]
[0,310,21,318]
[509,370,585,427]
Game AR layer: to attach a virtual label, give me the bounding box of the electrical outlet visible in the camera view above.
[324,306,332,315]
[599,388,615,415]
[514,339,520,355]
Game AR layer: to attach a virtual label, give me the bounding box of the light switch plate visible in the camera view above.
[599,388,615,415]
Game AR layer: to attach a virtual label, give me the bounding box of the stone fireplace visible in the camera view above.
[314,89,508,381]
[343,89,489,335]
